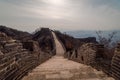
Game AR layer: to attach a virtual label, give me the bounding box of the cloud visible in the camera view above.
[0,0,120,31]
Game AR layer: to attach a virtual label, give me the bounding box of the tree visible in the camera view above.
[96,31,117,48]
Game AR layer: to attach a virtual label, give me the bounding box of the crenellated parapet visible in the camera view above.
[111,42,120,80]
[77,43,97,65]
[0,32,51,80]
[66,43,98,65]
[66,42,113,74]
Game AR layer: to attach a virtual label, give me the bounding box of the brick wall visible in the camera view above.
[111,43,120,80]
[68,43,97,65]
[66,43,112,75]
[0,32,51,80]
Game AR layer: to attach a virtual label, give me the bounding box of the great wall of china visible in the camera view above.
[0,26,120,80]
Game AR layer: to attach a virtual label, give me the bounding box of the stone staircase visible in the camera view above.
[22,56,114,80]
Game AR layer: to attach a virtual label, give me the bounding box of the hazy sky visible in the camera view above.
[0,0,120,32]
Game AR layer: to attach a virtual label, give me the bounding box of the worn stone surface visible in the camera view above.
[22,32,114,80]
[0,27,118,80]
[52,32,65,56]
[22,56,114,80]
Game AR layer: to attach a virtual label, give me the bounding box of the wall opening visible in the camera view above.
[22,42,34,51]
[70,51,72,57]
[75,50,78,58]
[81,56,84,61]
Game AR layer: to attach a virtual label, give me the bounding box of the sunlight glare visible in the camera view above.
[50,0,64,5]
[42,0,66,5]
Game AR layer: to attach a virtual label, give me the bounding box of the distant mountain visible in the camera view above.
[65,30,120,42]
[0,25,32,41]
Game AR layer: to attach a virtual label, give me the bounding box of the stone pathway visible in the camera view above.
[51,31,65,56]
[22,56,114,80]
[22,32,114,80]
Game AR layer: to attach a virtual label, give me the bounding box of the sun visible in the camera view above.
[42,0,65,5]
[50,0,64,5]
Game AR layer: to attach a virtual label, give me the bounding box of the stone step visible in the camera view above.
[22,56,114,80]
